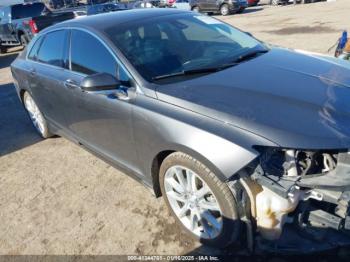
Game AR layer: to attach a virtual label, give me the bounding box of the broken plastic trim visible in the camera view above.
[237,147,350,253]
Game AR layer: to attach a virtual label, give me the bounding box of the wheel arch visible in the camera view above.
[191,5,199,10]
[150,141,258,198]
[220,1,230,7]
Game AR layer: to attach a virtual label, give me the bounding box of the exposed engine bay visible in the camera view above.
[236,148,350,253]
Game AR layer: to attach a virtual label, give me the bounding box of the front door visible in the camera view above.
[63,29,140,173]
[206,0,219,11]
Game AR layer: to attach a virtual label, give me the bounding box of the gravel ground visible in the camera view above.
[0,0,349,256]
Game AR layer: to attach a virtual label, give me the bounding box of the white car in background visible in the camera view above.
[173,0,191,10]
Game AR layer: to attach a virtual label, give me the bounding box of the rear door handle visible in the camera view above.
[64,79,80,89]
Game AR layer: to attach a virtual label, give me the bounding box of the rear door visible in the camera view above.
[205,0,219,11]
[28,29,71,128]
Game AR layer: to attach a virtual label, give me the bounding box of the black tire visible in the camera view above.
[0,42,7,54]
[191,6,200,12]
[236,8,245,14]
[220,4,230,16]
[23,91,53,139]
[159,152,241,248]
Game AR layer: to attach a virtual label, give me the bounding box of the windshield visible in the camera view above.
[11,3,46,19]
[106,13,267,83]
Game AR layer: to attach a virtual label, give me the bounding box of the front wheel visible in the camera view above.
[159,152,241,247]
[220,4,230,16]
[23,91,52,138]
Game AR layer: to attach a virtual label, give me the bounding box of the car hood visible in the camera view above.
[155,48,350,149]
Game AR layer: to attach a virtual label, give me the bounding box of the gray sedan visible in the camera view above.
[11,9,350,252]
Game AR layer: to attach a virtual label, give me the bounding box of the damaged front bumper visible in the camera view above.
[234,149,350,253]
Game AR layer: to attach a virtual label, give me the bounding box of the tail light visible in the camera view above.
[28,19,39,34]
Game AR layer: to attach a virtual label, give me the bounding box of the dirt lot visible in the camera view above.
[0,0,349,256]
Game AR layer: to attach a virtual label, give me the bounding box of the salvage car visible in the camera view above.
[11,9,350,252]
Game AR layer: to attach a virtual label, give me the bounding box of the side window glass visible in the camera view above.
[28,36,42,61]
[37,30,66,67]
[117,66,129,83]
[70,30,127,80]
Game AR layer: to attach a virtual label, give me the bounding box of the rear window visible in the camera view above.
[28,36,43,61]
[37,30,67,67]
[11,3,46,19]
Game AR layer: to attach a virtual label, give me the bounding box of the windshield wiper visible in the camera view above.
[152,63,238,81]
[232,49,269,63]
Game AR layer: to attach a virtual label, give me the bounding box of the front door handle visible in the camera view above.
[64,79,80,89]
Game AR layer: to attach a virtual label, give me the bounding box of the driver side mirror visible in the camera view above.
[80,73,121,92]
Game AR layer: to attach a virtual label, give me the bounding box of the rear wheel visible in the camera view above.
[160,152,241,247]
[23,91,52,138]
[270,0,279,5]
[0,41,7,54]
[220,4,230,16]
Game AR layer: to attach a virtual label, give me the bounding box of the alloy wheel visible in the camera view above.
[24,93,45,136]
[164,165,223,239]
[220,4,229,16]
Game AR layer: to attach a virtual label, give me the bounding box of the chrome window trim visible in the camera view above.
[68,27,135,85]
[25,28,66,70]
[26,26,141,93]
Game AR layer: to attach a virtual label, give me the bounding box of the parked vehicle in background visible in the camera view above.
[130,1,157,8]
[72,9,86,18]
[87,0,162,15]
[190,0,247,16]
[167,0,176,6]
[86,2,128,15]
[269,0,325,5]
[173,0,190,10]
[86,0,111,4]
[44,0,81,9]
[269,0,287,5]
[247,0,259,6]
[159,0,175,7]
[0,2,75,53]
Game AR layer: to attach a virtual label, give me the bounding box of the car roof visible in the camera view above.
[51,8,191,32]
